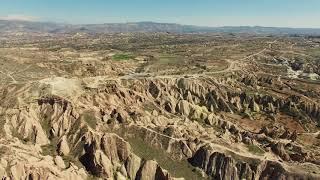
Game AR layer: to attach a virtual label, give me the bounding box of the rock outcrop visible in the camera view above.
[0,75,320,180]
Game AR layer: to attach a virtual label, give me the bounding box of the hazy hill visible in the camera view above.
[1,20,320,35]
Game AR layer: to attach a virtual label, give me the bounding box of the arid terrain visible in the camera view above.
[1,22,320,180]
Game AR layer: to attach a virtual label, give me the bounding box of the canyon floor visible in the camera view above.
[0,32,320,180]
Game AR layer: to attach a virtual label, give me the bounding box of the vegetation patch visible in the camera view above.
[157,55,182,65]
[63,154,85,169]
[11,126,34,144]
[0,146,8,158]
[247,144,265,155]
[41,137,58,156]
[127,135,205,180]
[86,174,99,180]
[40,114,52,136]
[81,111,97,129]
[112,53,134,61]
[72,140,86,157]
[0,115,5,136]
[307,48,320,58]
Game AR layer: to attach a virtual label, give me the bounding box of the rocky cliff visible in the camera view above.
[0,74,319,179]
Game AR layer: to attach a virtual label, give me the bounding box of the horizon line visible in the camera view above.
[1,18,320,29]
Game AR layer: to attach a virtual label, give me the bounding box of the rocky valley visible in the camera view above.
[0,24,320,180]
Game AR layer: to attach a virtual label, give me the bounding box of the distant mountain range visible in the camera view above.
[1,20,320,35]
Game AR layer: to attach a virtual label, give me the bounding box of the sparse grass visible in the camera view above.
[41,137,58,156]
[145,54,182,67]
[0,114,5,136]
[157,54,183,65]
[81,111,97,129]
[72,140,86,157]
[112,53,134,61]
[143,102,158,113]
[0,146,8,158]
[63,155,85,169]
[86,174,99,180]
[307,48,320,58]
[247,144,265,155]
[206,61,229,72]
[11,127,33,143]
[41,135,85,169]
[127,135,205,180]
[211,124,225,134]
[40,114,51,136]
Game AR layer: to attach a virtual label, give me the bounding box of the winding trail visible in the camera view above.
[133,125,185,142]
[0,46,270,84]
[119,48,268,80]
[0,69,17,83]
[131,124,276,161]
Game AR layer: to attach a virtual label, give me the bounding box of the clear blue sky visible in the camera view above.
[1,0,320,28]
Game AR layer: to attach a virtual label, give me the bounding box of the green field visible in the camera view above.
[112,53,134,61]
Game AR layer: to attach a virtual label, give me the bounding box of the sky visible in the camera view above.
[0,0,320,28]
